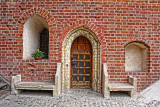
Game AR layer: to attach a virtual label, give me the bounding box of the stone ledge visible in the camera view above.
[0,83,8,89]
[109,83,134,91]
[15,82,54,90]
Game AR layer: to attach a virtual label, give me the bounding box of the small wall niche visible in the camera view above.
[125,43,147,72]
[23,15,49,60]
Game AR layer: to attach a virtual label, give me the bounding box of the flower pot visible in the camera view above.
[34,57,42,60]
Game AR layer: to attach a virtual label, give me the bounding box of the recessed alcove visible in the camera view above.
[125,43,147,71]
[23,15,49,60]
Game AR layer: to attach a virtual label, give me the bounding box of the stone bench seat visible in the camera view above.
[103,63,137,98]
[109,83,134,91]
[11,74,55,96]
[15,82,55,90]
[11,63,62,97]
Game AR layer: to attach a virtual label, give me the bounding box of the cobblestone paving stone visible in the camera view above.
[0,89,156,107]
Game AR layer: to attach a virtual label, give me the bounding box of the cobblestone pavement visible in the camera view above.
[0,89,156,107]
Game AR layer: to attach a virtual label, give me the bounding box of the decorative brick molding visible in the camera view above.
[16,7,56,35]
[62,26,101,93]
[60,20,103,40]
[124,40,150,48]
[58,19,105,64]
[17,7,55,28]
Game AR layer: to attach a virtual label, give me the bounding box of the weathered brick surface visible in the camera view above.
[0,0,160,91]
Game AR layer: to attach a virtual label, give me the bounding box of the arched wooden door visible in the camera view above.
[71,36,92,88]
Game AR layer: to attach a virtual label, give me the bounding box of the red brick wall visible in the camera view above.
[0,0,160,91]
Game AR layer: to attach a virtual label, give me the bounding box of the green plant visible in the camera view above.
[31,49,44,57]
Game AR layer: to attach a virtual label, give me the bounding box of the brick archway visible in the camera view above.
[16,7,56,35]
[62,26,101,93]
[15,7,56,60]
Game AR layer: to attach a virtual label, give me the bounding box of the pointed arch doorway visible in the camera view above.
[62,26,101,93]
[71,36,92,88]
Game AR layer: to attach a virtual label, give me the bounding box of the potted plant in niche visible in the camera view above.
[31,49,44,60]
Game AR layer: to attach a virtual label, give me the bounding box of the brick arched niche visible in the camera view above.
[23,15,49,60]
[62,26,101,92]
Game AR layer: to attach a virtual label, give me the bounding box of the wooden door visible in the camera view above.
[71,36,92,88]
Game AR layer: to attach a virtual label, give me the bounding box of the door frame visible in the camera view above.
[62,26,101,93]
